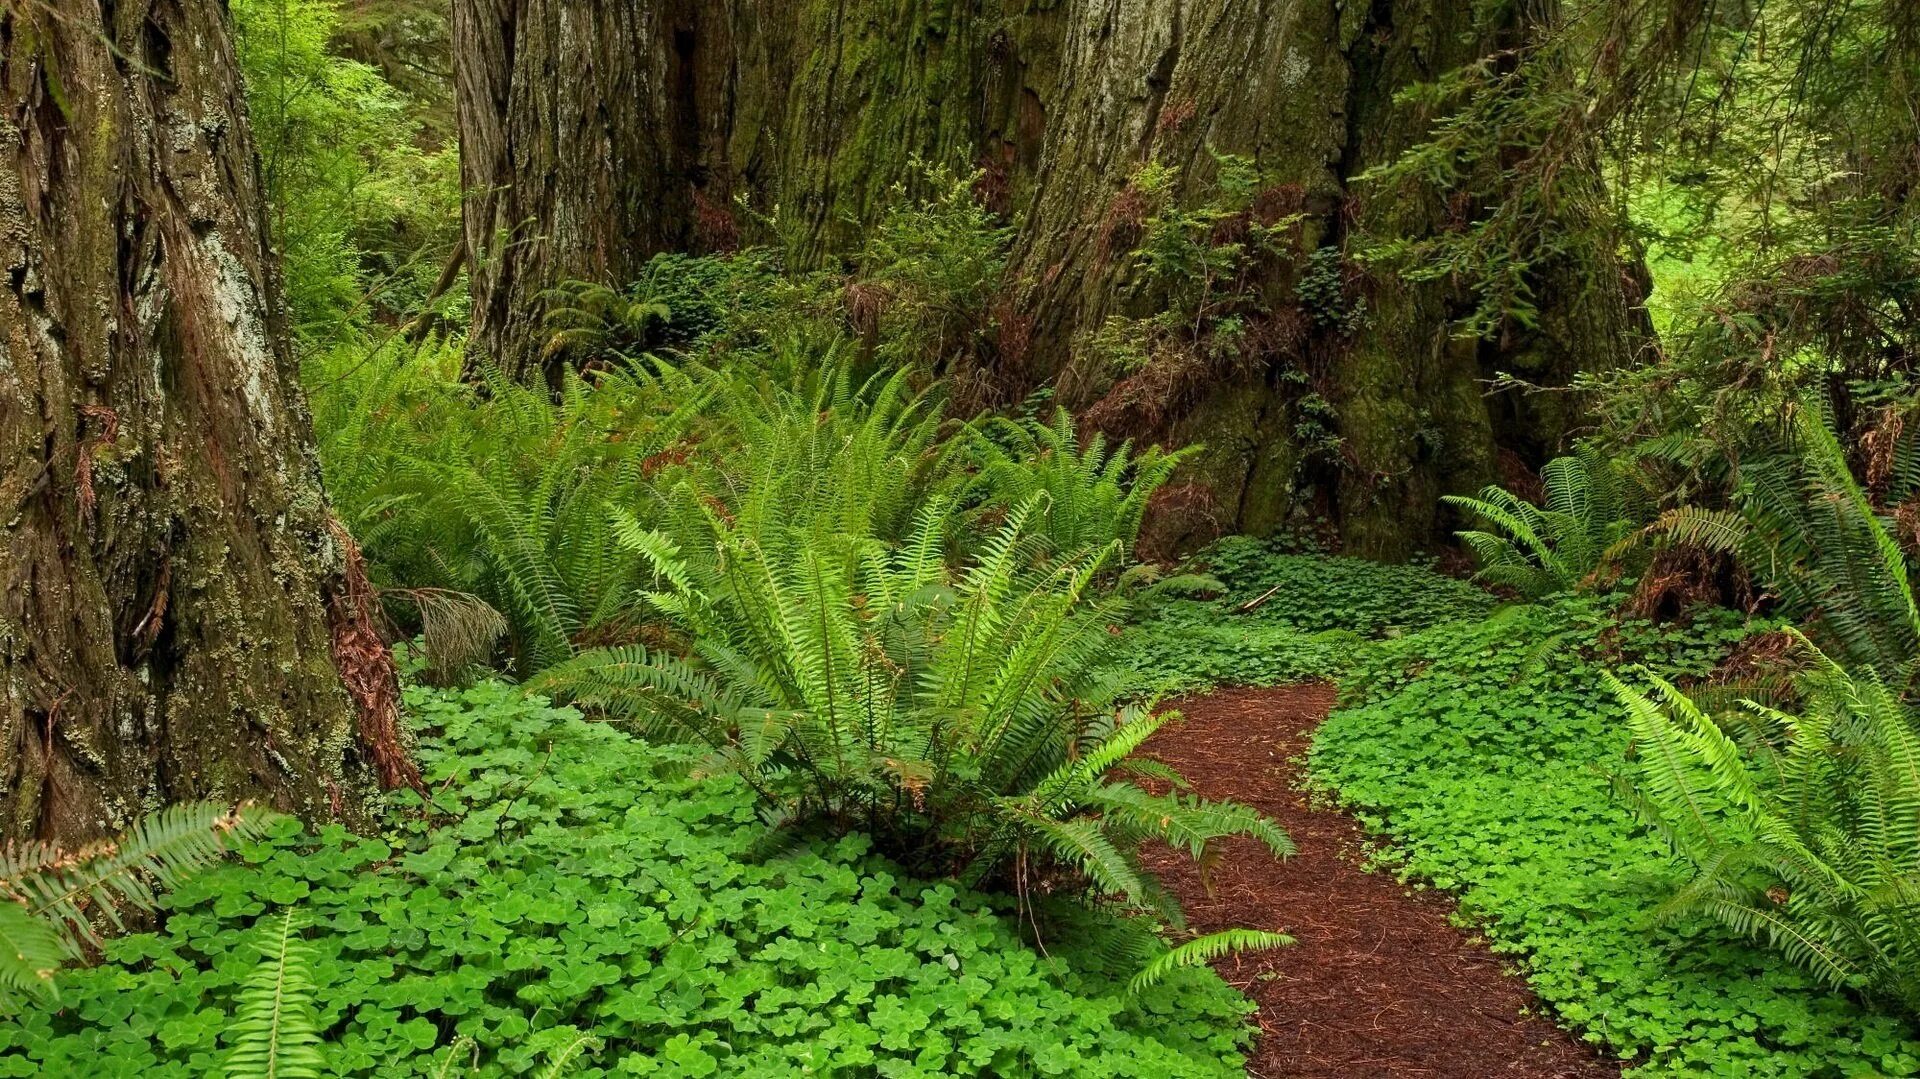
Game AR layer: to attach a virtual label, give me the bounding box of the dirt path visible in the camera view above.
[1139,685,1619,1079]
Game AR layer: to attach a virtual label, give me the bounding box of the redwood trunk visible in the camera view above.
[452,0,690,381]
[0,0,410,842]
[454,0,1646,554]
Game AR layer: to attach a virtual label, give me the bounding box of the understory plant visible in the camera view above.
[1641,402,1920,693]
[535,492,1290,921]
[513,352,1287,926]
[314,344,713,673]
[223,909,601,1078]
[4,679,1259,1076]
[1611,640,1920,1020]
[1445,446,1638,598]
[0,802,279,1011]
[1129,544,1918,1073]
[966,407,1196,561]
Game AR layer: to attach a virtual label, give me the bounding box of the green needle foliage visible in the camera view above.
[1612,639,1920,1021]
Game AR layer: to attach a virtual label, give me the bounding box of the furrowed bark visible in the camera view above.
[454,0,1646,554]
[0,0,414,842]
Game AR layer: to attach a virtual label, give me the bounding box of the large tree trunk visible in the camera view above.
[0,0,414,843]
[454,0,1646,554]
[452,0,689,381]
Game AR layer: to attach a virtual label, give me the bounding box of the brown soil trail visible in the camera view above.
[1139,685,1620,1079]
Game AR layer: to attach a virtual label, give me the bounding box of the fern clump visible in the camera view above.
[966,407,1195,561]
[537,493,1290,921]
[1637,402,1920,692]
[1445,447,1638,598]
[1612,638,1920,1019]
[312,343,713,673]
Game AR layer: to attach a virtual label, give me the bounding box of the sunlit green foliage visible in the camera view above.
[1119,536,1493,692]
[528,367,1285,923]
[308,339,709,673]
[226,910,326,1078]
[232,0,460,335]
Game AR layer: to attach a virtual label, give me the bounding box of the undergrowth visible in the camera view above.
[1123,545,1920,1076]
[1,678,1253,1077]
[1120,535,1493,691]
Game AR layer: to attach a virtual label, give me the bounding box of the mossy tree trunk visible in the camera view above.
[999,0,1644,557]
[0,0,413,843]
[454,0,1645,554]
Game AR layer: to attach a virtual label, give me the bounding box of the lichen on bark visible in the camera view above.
[0,0,407,842]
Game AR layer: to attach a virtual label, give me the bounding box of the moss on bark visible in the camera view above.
[0,0,394,842]
[455,0,1646,554]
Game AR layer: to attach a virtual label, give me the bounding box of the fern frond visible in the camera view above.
[1126,928,1294,997]
[0,902,64,1009]
[427,1036,477,1079]
[10,802,282,954]
[224,909,326,1079]
[533,1030,602,1079]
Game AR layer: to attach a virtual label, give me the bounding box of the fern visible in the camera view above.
[531,1031,602,1079]
[1612,640,1920,1018]
[0,903,63,1007]
[1445,445,1638,598]
[538,278,672,366]
[967,407,1196,561]
[427,1037,477,1079]
[321,353,714,673]
[0,801,282,1012]
[1,804,280,948]
[1634,402,1920,691]
[1127,928,1295,998]
[225,910,326,1079]
[535,384,1286,932]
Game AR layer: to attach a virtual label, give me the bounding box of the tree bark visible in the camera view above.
[0,0,413,843]
[452,0,689,381]
[998,0,1644,557]
[454,0,1647,554]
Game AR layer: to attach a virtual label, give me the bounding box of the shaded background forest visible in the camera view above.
[0,0,1917,1074]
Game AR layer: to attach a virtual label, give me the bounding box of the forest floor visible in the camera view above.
[1139,685,1620,1079]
